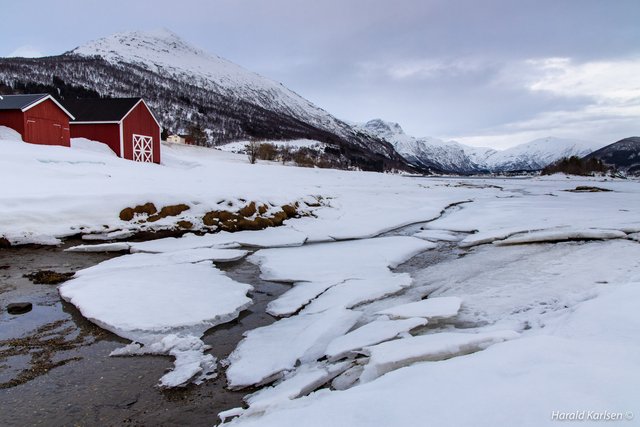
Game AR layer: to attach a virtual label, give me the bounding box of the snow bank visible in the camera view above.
[70,137,117,157]
[0,125,23,141]
[1,133,477,246]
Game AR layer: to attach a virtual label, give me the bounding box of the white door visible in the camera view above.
[132,134,153,162]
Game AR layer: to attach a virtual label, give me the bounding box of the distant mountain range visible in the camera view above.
[0,29,617,174]
[358,119,607,174]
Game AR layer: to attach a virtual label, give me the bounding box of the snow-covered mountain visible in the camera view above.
[359,119,486,173]
[70,29,344,136]
[359,119,606,173]
[0,30,406,172]
[483,137,605,171]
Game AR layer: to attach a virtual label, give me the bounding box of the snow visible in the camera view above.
[70,137,117,157]
[375,297,462,320]
[0,126,22,141]
[325,317,428,361]
[65,242,131,252]
[217,139,324,154]
[237,362,350,417]
[358,330,519,383]
[225,308,361,389]
[2,122,640,421]
[493,227,627,245]
[129,228,307,253]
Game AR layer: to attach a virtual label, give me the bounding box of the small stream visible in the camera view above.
[0,206,471,426]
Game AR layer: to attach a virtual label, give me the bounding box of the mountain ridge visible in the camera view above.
[358,118,608,173]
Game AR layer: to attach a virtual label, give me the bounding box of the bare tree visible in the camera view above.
[280,145,292,165]
[246,140,260,164]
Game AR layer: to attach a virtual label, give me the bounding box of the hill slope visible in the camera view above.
[0,30,407,172]
[584,137,640,175]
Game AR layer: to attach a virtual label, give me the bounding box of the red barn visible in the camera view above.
[65,98,161,164]
[0,94,74,146]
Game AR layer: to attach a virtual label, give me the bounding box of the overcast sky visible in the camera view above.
[2,0,639,148]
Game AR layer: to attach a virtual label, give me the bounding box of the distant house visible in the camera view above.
[65,98,161,164]
[167,134,195,145]
[0,94,75,146]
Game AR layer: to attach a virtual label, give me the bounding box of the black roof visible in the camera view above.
[64,98,142,122]
[0,94,49,110]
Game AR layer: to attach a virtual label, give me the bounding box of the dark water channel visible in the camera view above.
[0,217,467,426]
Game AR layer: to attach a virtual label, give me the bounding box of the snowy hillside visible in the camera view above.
[71,30,342,135]
[0,30,405,172]
[360,119,606,173]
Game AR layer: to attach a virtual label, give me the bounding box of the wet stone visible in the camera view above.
[23,270,75,285]
[7,302,33,315]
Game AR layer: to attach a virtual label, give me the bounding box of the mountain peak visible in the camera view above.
[70,28,206,62]
[362,119,405,138]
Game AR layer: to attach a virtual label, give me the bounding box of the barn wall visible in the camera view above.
[122,102,161,164]
[70,123,121,156]
[0,110,25,138]
[24,99,71,146]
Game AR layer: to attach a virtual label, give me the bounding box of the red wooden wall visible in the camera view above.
[122,102,161,164]
[23,99,71,147]
[70,123,121,156]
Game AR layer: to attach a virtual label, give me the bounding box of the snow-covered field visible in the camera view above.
[2,128,639,426]
[216,139,325,154]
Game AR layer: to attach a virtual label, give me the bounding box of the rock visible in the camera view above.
[270,211,288,226]
[119,208,135,221]
[176,220,193,229]
[281,204,298,218]
[239,202,257,217]
[119,202,158,221]
[7,302,32,315]
[257,204,269,215]
[203,211,220,226]
[158,204,190,217]
[24,270,74,285]
[0,237,10,248]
